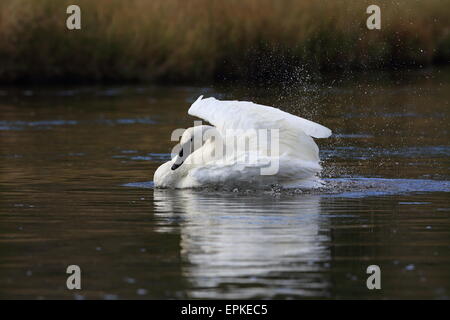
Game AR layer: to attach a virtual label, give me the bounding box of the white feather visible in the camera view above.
[153,96,332,189]
[189,95,332,139]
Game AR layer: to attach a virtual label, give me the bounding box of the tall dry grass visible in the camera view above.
[0,0,449,83]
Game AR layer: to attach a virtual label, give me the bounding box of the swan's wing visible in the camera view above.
[188,95,332,138]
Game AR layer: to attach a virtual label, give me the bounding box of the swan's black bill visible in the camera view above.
[171,162,182,170]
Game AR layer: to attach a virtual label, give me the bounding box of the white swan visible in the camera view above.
[154,96,332,189]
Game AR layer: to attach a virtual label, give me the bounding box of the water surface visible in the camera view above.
[1,69,449,299]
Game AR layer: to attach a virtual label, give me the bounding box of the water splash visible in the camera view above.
[122,178,450,199]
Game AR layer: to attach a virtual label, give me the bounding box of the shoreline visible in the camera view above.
[1,0,449,85]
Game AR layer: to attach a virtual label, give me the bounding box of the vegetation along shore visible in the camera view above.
[0,0,449,83]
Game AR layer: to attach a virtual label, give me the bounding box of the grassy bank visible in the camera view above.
[0,0,449,83]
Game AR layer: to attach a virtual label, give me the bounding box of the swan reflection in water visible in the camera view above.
[153,189,331,299]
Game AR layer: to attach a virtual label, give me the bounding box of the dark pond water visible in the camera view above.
[1,68,449,299]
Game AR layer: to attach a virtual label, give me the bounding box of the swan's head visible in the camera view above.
[153,125,215,188]
[170,126,196,170]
